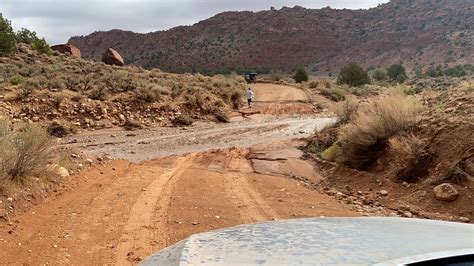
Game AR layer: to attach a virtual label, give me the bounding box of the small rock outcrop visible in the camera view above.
[101,48,124,66]
[51,44,81,58]
[433,183,459,202]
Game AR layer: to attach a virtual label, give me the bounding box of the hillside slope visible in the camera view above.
[69,0,473,73]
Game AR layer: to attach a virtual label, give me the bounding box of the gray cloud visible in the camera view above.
[0,0,388,44]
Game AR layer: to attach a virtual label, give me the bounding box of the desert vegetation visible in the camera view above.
[0,116,60,189]
[0,43,246,130]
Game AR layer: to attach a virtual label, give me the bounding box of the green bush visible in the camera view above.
[0,13,16,55]
[396,73,407,84]
[372,68,387,81]
[320,87,346,102]
[293,67,308,83]
[387,64,407,82]
[31,37,51,54]
[10,74,24,85]
[321,144,342,162]
[337,63,370,86]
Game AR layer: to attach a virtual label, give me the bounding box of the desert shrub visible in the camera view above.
[269,69,282,81]
[47,121,70,137]
[213,108,230,123]
[337,63,370,86]
[402,86,417,95]
[133,85,164,103]
[87,87,107,100]
[0,13,16,55]
[320,87,346,102]
[351,85,380,97]
[387,64,407,82]
[305,126,339,154]
[338,93,421,169]
[10,74,24,85]
[333,95,359,124]
[372,68,388,81]
[396,73,407,84]
[308,80,319,88]
[389,135,433,182]
[0,118,56,183]
[123,119,143,130]
[293,67,309,83]
[48,76,66,91]
[172,114,194,126]
[230,89,243,109]
[102,70,134,92]
[320,143,342,162]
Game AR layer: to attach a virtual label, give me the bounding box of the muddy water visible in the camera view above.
[64,115,336,162]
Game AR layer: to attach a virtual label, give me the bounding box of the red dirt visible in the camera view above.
[0,149,356,265]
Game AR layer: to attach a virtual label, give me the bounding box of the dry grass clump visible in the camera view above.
[123,119,143,130]
[0,117,57,184]
[333,95,359,124]
[212,108,230,123]
[338,93,422,169]
[172,114,194,126]
[389,135,433,182]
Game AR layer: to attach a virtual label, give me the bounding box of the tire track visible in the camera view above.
[224,172,279,223]
[115,155,194,264]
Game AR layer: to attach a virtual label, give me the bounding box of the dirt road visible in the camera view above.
[0,83,356,265]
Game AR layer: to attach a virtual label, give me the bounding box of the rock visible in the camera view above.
[7,197,13,202]
[403,211,413,218]
[86,158,94,164]
[458,217,470,223]
[379,190,388,196]
[50,44,81,58]
[433,183,459,202]
[102,48,124,66]
[335,192,344,200]
[192,221,199,225]
[57,167,70,178]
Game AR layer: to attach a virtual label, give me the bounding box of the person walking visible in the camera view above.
[246,87,254,108]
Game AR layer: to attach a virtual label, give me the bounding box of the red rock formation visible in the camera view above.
[50,44,81,58]
[101,48,124,66]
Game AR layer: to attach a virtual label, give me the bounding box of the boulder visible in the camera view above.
[51,44,81,58]
[102,48,124,66]
[433,183,459,202]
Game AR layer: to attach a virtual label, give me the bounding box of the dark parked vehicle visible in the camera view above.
[244,73,258,84]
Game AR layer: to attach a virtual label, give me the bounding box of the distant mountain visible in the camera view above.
[69,0,473,74]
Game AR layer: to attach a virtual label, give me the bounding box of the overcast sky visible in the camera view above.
[1,0,388,44]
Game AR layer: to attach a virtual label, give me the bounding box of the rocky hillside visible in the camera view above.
[69,0,473,74]
[0,44,245,133]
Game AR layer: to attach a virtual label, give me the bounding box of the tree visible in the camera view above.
[31,37,51,54]
[337,63,370,87]
[0,13,16,55]
[293,67,308,83]
[372,68,387,81]
[387,64,407,81]
[15,28,38,44]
